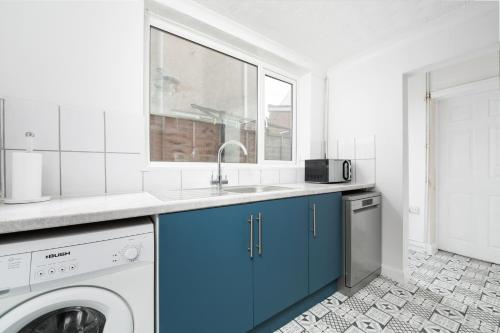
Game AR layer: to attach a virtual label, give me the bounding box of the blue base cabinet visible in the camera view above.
[158,205,254,333]
[158,193,343,333]
[308,193,342,293]
[252,197,309,325]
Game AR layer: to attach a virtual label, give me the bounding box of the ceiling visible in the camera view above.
[192,0,497,69]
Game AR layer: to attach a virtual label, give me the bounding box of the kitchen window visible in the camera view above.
[264,75,294,161]
[148,24,296,164]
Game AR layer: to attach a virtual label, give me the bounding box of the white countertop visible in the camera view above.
[0,182,375,234]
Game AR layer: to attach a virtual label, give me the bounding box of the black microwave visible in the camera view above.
[305,159,352,183]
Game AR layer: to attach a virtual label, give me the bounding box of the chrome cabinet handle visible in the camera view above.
[248,214,254,258]
[256,213,262,255]
[312,204,317,239]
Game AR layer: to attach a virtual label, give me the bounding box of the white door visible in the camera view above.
[436,89,500,264]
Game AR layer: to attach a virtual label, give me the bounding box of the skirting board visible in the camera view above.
[425,243,438,256]
[408,240,438,256]
[381,264,404,284]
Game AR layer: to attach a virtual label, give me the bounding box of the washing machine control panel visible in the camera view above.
[30,232,154,284]
[0,253,31,294]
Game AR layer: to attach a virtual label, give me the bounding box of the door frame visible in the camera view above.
[403,45,500,281]
[431,77,500,258]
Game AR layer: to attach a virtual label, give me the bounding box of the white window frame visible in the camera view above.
[144,14,298,168]
[260,70,297,165]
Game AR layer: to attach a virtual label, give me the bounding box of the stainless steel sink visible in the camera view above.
[223,185,290,194]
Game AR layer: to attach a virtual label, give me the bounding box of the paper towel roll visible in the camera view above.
[11,151,42,201]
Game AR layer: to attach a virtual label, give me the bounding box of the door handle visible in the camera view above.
[312,204,317,239]
[248,214,254,259]
[256,213,262,255]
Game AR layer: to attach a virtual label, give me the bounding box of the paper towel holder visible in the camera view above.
[3,132,51,204]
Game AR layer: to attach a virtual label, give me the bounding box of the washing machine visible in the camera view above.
[0,217,154,333]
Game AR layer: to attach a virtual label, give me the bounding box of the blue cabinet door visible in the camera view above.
[308,192,342,293]
[252,197,309,325]
[158,205,253,333]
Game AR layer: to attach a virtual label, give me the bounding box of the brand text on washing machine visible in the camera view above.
[45,251,71,259]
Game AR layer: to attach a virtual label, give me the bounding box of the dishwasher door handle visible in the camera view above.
[352,204,380,214]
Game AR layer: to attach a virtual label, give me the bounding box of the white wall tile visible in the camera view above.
[105,111,143,153]
[356,159,376,184]
[60,106,104,152]
[181,169,213,189]
[222,168,239,186]
[238,168,261,186]
[355,135,375,159]
[143,169,181,192]
[337,137,355,160]
[296,168,305,183]
[106,153,143,194]
[61,152,105,196]
[4,98,59,150]
[5,150,60,197]
[261,169,280,185]
[279,168,297,184]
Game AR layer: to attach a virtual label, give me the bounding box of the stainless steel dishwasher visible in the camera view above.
[338,191,382,295]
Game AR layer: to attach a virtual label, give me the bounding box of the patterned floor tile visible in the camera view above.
[279,250,500,333]
[322,313,351,332]
[296,311,318,329]
[365,307,392,326]
[353,315,383,333]
[384,318,419,332]
[382,293,407,308]
[422,320,452,333]
[310,303,332,320]
[435,304,465,322]
[344,296,373,313]
[322,296,343,310]
[430,313,460,332]
[403,300,434,319]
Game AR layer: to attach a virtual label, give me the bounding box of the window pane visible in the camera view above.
[149,27,257,163]
[264,75,293,161]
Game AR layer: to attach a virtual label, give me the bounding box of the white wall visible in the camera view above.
[298,73,326,160]
[328,9,498,282]
[0,0,145,198]
[407,73,427,248]
[0,1,322,198]
[0,1,144,114]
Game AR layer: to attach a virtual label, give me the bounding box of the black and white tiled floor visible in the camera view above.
[277,250,500,333]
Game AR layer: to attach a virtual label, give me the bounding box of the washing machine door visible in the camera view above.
[0,286,133,333]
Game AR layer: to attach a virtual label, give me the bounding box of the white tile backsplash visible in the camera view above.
[0,96,376,199]
[61,152,105,196]
[181,169,213,189]
[4,98,59,150]
[279,168,297,184]
[143,169,182,192]
[355,135,375,159]
[337,137,355,160]
[238,168,261,186]
[5,150,60,197]
[223,168,239,186]
[60,106,104,152]
[261,169,280,185]
[106,153,143,194]
[296,168,305,183]
[355,159,376,184]
[105,111,143,153]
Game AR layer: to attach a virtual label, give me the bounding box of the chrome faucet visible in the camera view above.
[211,140,248,191]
